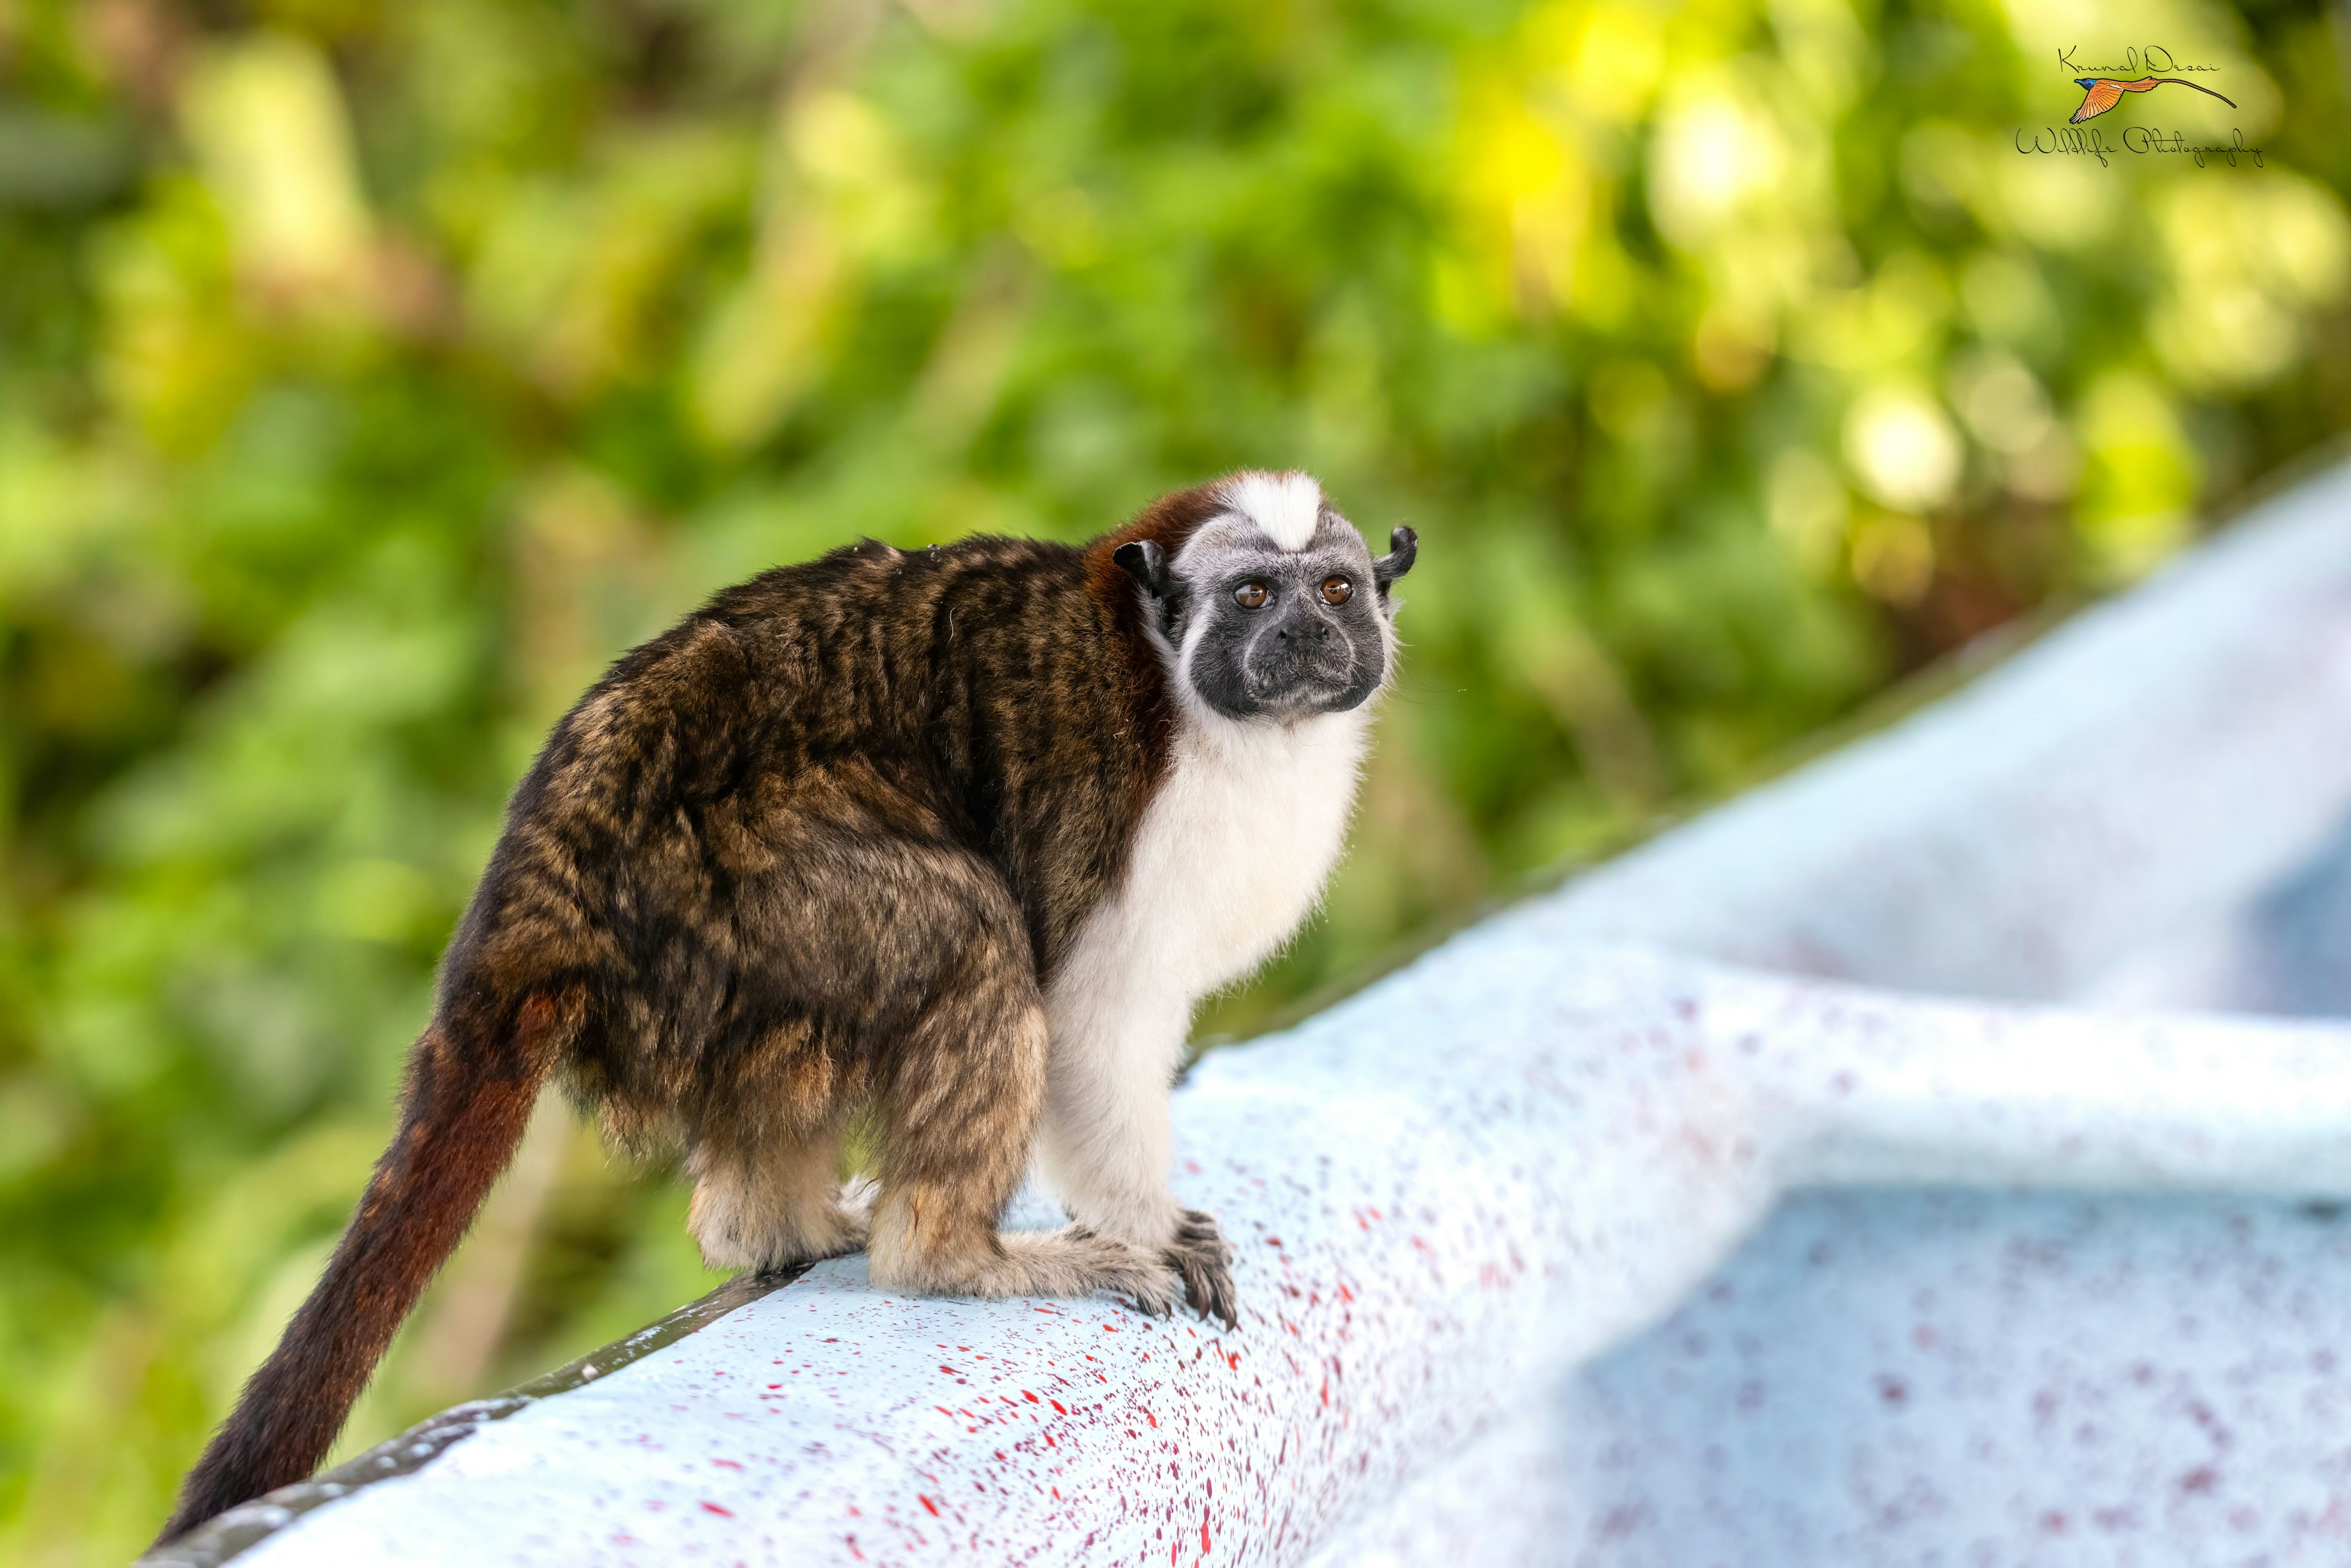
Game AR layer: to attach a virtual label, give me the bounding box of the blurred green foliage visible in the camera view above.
[4,0,2349,1557]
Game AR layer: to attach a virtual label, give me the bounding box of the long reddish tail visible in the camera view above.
[156,992,576,1544]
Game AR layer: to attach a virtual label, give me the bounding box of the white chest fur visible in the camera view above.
[1033,704,1371,1243]
[1044,707,1371,1075]
[1122,710,1363,996]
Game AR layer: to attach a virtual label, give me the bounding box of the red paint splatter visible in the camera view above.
[1024,1390,1040,1403]
[701,1502,734,1517]
[712,1459,743,1471]
[1050,1400,1067,1414]
[920,1495,940,1517]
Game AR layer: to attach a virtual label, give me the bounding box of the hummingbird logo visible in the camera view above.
[2069,75,2236,124]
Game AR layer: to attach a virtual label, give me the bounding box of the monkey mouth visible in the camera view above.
[1210,621,1379,718]
[1242,659,1374,713]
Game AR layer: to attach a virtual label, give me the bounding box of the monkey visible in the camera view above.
[155,470,1417,1542]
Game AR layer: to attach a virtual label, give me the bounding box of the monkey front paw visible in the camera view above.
[1164,1208,1239,1329]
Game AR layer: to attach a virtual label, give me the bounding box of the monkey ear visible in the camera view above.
[1114,539,1171,597]
[1373,526,1417,593]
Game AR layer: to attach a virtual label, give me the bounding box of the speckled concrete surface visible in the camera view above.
[179,939,2351,1568]
[1325,1191,2351,1567]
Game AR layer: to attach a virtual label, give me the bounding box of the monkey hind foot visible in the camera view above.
[867,1201,1179,1316]
[1165,1207,1240,1329]
[997,1226,1180,1316]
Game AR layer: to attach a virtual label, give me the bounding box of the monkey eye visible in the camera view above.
[1320,576,1352,606]
[1234,582,1269,609]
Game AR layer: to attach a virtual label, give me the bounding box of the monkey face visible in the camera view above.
[1116,473,1417,724]
[1174,523,1393,719]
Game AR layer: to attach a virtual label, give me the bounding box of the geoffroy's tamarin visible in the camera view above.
[159,470,1416,1540]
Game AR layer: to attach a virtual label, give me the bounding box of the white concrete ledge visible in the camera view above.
[151,461,2351,1566]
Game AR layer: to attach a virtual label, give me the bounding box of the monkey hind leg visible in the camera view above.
[909,1221,1182,1317]
[863,926,1178,1316]
[687,1120,865,1274]
[870,1201,1179,1316]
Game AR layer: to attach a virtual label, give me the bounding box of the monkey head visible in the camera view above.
[1114,472,1417,723]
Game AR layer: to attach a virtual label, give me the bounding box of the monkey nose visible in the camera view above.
[1277,620,1331,643]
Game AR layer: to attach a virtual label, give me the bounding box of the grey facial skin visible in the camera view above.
[1116,511,1417,722]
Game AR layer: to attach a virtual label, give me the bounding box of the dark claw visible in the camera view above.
[1164,1207,1240,1329]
